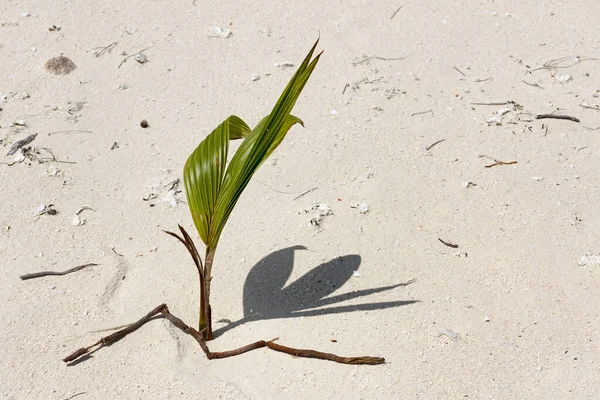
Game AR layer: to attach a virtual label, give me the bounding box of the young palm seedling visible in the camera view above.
[63,40,384,365]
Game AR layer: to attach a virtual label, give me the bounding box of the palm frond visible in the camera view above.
[184,40,322,253]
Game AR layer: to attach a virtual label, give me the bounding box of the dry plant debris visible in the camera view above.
[20,263,98,280]
[6,133,37,156]
[45,56,77,75]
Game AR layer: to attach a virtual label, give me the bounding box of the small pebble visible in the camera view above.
[358,202,369,214]
[140,120,149,128]
[134,53,147,64]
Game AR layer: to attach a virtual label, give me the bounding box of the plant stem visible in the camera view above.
[63,303,385,365]
[198,274,207,335]
[201,249,216,340]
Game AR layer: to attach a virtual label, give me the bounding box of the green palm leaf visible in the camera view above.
[183,115,251,245]
[184,40,322,254]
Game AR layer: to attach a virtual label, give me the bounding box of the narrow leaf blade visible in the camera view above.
[183,115,250,244]
[207,42,322,249]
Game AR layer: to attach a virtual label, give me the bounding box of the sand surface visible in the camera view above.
[2,1,600,398]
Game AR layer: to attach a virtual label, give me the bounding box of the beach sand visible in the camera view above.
[1,1,600,398]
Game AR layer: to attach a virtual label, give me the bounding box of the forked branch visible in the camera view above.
[63,304,384,365]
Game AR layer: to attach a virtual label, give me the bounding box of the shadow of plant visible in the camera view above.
[213,246,417,337]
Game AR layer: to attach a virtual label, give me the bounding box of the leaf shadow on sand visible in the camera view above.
[212,245,418,338]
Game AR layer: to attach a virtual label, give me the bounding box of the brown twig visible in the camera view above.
[523,80,543,89]
[63,304,385,365]
[20,263,98,280]
[438,238,459,248]
[484,160,517,168]
[293,186,318,201]
[425,139,446,151]
[536,114,580,123]
[63,304,166,362]
[63,392,86,400]
[266,340,384,365]
[390,5,403,19]
[453,66,466,77]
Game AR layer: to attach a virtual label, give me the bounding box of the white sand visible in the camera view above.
[2,1,600,398]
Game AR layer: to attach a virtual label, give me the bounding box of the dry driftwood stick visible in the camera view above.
[438,238,459,248]
[20,263,98,280]
[63,304,385,365]
[426,139,446,151]
[390,5,403,19]
[485,160,517,168]
[63,392,86,400]
[523,80,543,89]
[293,186,318,201]
[536,114,580,123]
[6,133,37,156]
[453,66,466,77]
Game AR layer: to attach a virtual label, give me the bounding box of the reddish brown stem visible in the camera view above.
[63,304,167,362]
[164,228,210,338]
[266,340,384,365]
[202,249,216,340]
[63,304,384,365]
